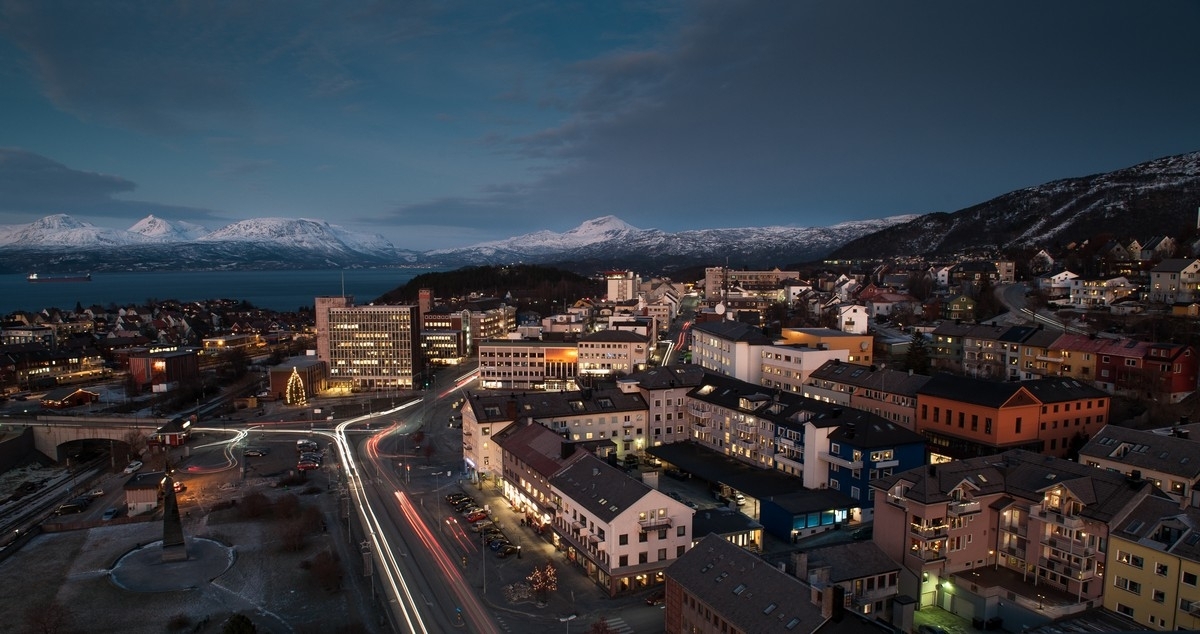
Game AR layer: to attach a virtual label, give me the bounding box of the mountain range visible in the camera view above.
[2,150,1197,274]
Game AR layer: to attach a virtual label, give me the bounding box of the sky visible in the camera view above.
[1,1,1199,251]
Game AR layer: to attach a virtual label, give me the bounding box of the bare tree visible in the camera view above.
[23,601,69,634]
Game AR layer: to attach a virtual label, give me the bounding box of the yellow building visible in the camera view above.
[1103,496,1200,630]
[778,327,873,365]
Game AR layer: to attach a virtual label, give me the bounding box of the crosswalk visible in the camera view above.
[601,616,634,634]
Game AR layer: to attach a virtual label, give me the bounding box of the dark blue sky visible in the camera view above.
[1,1,1198,249]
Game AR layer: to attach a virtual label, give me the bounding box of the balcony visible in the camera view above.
[819,451,863,470]
[1037,556,1096,581]
[735,423,756,435]
[732,437,756,451]
[775,454,803,471]
[911,524,948,539]
[1036,354,1064,363]
[886,493,908,509]
[851,586,897,607]
[687,406,713,420]
[911,547,946,563]
[777,437,798,450]
[638,516,673,531]
[947,500,982,516]
[1032,504,1084,529]
[1046,536,1094,557]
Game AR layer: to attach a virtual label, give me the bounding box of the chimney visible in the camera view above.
[506,399,518,419]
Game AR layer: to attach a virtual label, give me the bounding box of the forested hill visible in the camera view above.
[373,264,601,304]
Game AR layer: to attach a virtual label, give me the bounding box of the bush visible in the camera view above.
[239,492,271,519]
[306,549,343,592]
[274,493,301,520]
[167,613,192,631]
[277,473,306,488]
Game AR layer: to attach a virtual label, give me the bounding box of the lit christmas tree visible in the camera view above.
[285,367,306,406]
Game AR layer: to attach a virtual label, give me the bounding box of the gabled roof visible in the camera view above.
[1152,258,1200,273]
[549,453,653,524]
[806,360,931,397]
[1078,425,1200,480]
[1021,377,1109,403]
[666,534,826,634]
[622,364,707,390]
[801,541,899,583]
[493,419,577,478]
[690,372,888,433]
[917,373,1033,409]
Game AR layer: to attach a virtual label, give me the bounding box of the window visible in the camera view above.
[658,528,668,540]
[619,534,628,545]
[677,526,686,537]
[1114,577,1141,594]
[638,552,648,564]
[1015,417,1021,433]
[985,418,992,435]
[1116,603,1134,618]
[1155,562,1168,576]
[639,532,648,543]
[657,548,667,561]
[619,555,628,567]
[1184,571,1198,586]
[1153,589,1165,603]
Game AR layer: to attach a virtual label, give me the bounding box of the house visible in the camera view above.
[576,329,650,379]
[39,387,99,409]
[124,471,165,515]
[804,360,931,431]
[550,452,693,596]
[664,534,827,634]
[1102,495,1200,630]
[1068,276,1136,308]
[1148,259,1200,304]
[793,541,901,625]
[618,365,708,448]
[1078,424,1200,507]
[943,295,976,322]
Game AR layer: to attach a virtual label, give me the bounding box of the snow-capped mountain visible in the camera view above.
[199,217,396,257]
[429,215,918,270]
[0,214,142,248]
[128,215,209,242]
[831,151,1200,258]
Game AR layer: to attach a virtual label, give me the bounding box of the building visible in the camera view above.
[605,270,639,302]
[316,299,423,391]
[757,343,849,395]
[576,330,650,379]
[201,333,260,352]
[871,450,1167,628]
[494,419,582,531]
[477,340,578,390]
[916,374,1109,461]
[804,360,931,431]
[1078,424,1200,507]
[267,356,327,400]
[704,267,799,298]
[466,298,517,345]
[127,348,200,392]
[124,471,166,515]
[460,388,648,485]
[1068,276,1136,308]
[1149,259,1200,304]
[793,541,901,625]
[689,320,774,380]
[778,328,873,366]
[618,365,708,448]
[1102,495,1200,630]
[550,452,693,596]
[823,418,926,519]
[665,533,827,634]
[421,307,472,364]
[39,386,100,409]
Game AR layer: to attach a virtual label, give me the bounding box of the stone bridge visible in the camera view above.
[11,415,167,461]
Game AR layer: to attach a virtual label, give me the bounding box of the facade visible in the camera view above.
[823,418,926,519]
[665,533,827,634]
[872,450,1166,627]
[804,360,931,431]
[794,542,901,624]
[494,419,581,531]
[689,320,774,381]
[576,330,650,379]
[477,340,578,390]
[467,299,517,345]
[201,333,260,352]
[1068,276,1136,308]
[604,270,639,302]
[618,365,708,448]
[550,453,693,596]
[1103,495,1200,631]
[421,307,472,364]
[317,302,423,390]
[123,471,165,515]
[1149,259,1200,304]
[127,348,200,391]
[778,328,873,366]
[39,387,100,409]
[757,344,848,395]
[704,267,800,297]
[1079,424,1200,507]
[267,356,327,399]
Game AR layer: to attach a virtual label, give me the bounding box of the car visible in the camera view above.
[471,520,496,532]
[495,544,519,558]
[297,461,320,471]
[488,539,511,551]
[667,491,684,502]
[734,492,746,506]
[173,481,186,493]
[86,488,104,498]
[851,526,873,541]
[123,461,143,474]
[645,590,665,606]
[445,494,471,504]
[454,501,477,512]
[101,508,118,521]
[465,510,489,522]
[685,500,699,509]
[917,626,949,634]
[243,448,268,457]
[460,506,484,517]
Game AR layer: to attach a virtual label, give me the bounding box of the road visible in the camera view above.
[996,282,1091,335]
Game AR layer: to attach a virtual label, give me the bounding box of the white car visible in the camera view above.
[123,460,143,474]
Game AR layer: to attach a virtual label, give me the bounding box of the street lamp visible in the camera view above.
[559,614,576,633]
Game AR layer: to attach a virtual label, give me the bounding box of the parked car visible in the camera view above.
[471,520,496,533]
[645,590,665,606]
[465,510,489,523]
[495,544,519,558]
[667,491,684,502]
[851,526,873,541]
[734,492,746,506]
[488,539,511,551]
[87,488,105,498]
[243,448,268,457]
[297,461,320,471]
[123,460,143,474]
[917,626,949,634]
[55,502,86,515]
[101,508,119,521]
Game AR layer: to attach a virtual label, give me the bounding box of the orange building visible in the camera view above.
[916,374,1109,461]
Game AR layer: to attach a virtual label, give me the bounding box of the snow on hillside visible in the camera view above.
[0,214,142,247]
[128,215,209,242]
[199,217,395,255]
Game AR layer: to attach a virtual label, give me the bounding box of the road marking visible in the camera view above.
[603,617,634,634]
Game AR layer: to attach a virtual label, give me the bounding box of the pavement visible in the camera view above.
[438,475,662,634]
[109,537,235,592]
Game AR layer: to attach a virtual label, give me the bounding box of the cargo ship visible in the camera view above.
[27,272,92,283]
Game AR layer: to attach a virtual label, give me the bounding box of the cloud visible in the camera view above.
[0,148,223,222]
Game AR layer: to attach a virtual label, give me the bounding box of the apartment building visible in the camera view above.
[758,343,848,394]
[420,307,472,364]
[315,300,423,391]
[1103,495,1200,631]
[794,541,902,624]
[704,267,800,297]
[804,360,931,431]
[665,534,827,634]
[576,329,650,379]
[1068,276,1136,308]
[617,365,707,447]
[494,419,583,530]
[1079,424,1200,507]
[466,298,517,345]
[550,452,693,597]
[916,374,1109,461]
[477,340,578,390]
[871,450,1165,628]
[778,328,873,366]
[1149,259,1200,304]
[605,270,640,302]
[461,388,648,485]
[823,418,925,519]
[689,320,774,380]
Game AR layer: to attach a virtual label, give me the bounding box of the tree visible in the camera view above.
[23,600,69,634]
[588,617,617,634]
[285,367,307,406]
[527,562,558,604]
[904,331,931,375]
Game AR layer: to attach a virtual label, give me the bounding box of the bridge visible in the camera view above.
[7,415,168,461]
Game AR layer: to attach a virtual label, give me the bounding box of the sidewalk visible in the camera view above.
[437,476,649,633]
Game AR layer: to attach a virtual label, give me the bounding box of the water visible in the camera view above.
[3,268,445,315]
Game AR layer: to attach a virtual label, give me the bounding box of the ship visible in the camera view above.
[27,272,92,283]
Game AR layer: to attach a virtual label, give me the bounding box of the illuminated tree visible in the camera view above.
[285,367,306,406]
[527,562,557,604]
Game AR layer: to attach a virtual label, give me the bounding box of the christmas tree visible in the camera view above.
[285,367,307,406]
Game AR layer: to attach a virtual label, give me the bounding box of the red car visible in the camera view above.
[297,461,320,471]
[465,510,489,523]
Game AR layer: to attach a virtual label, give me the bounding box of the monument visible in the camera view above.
[161,467,187,562]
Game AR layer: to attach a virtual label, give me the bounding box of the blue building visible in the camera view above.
[824,418,925,522]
